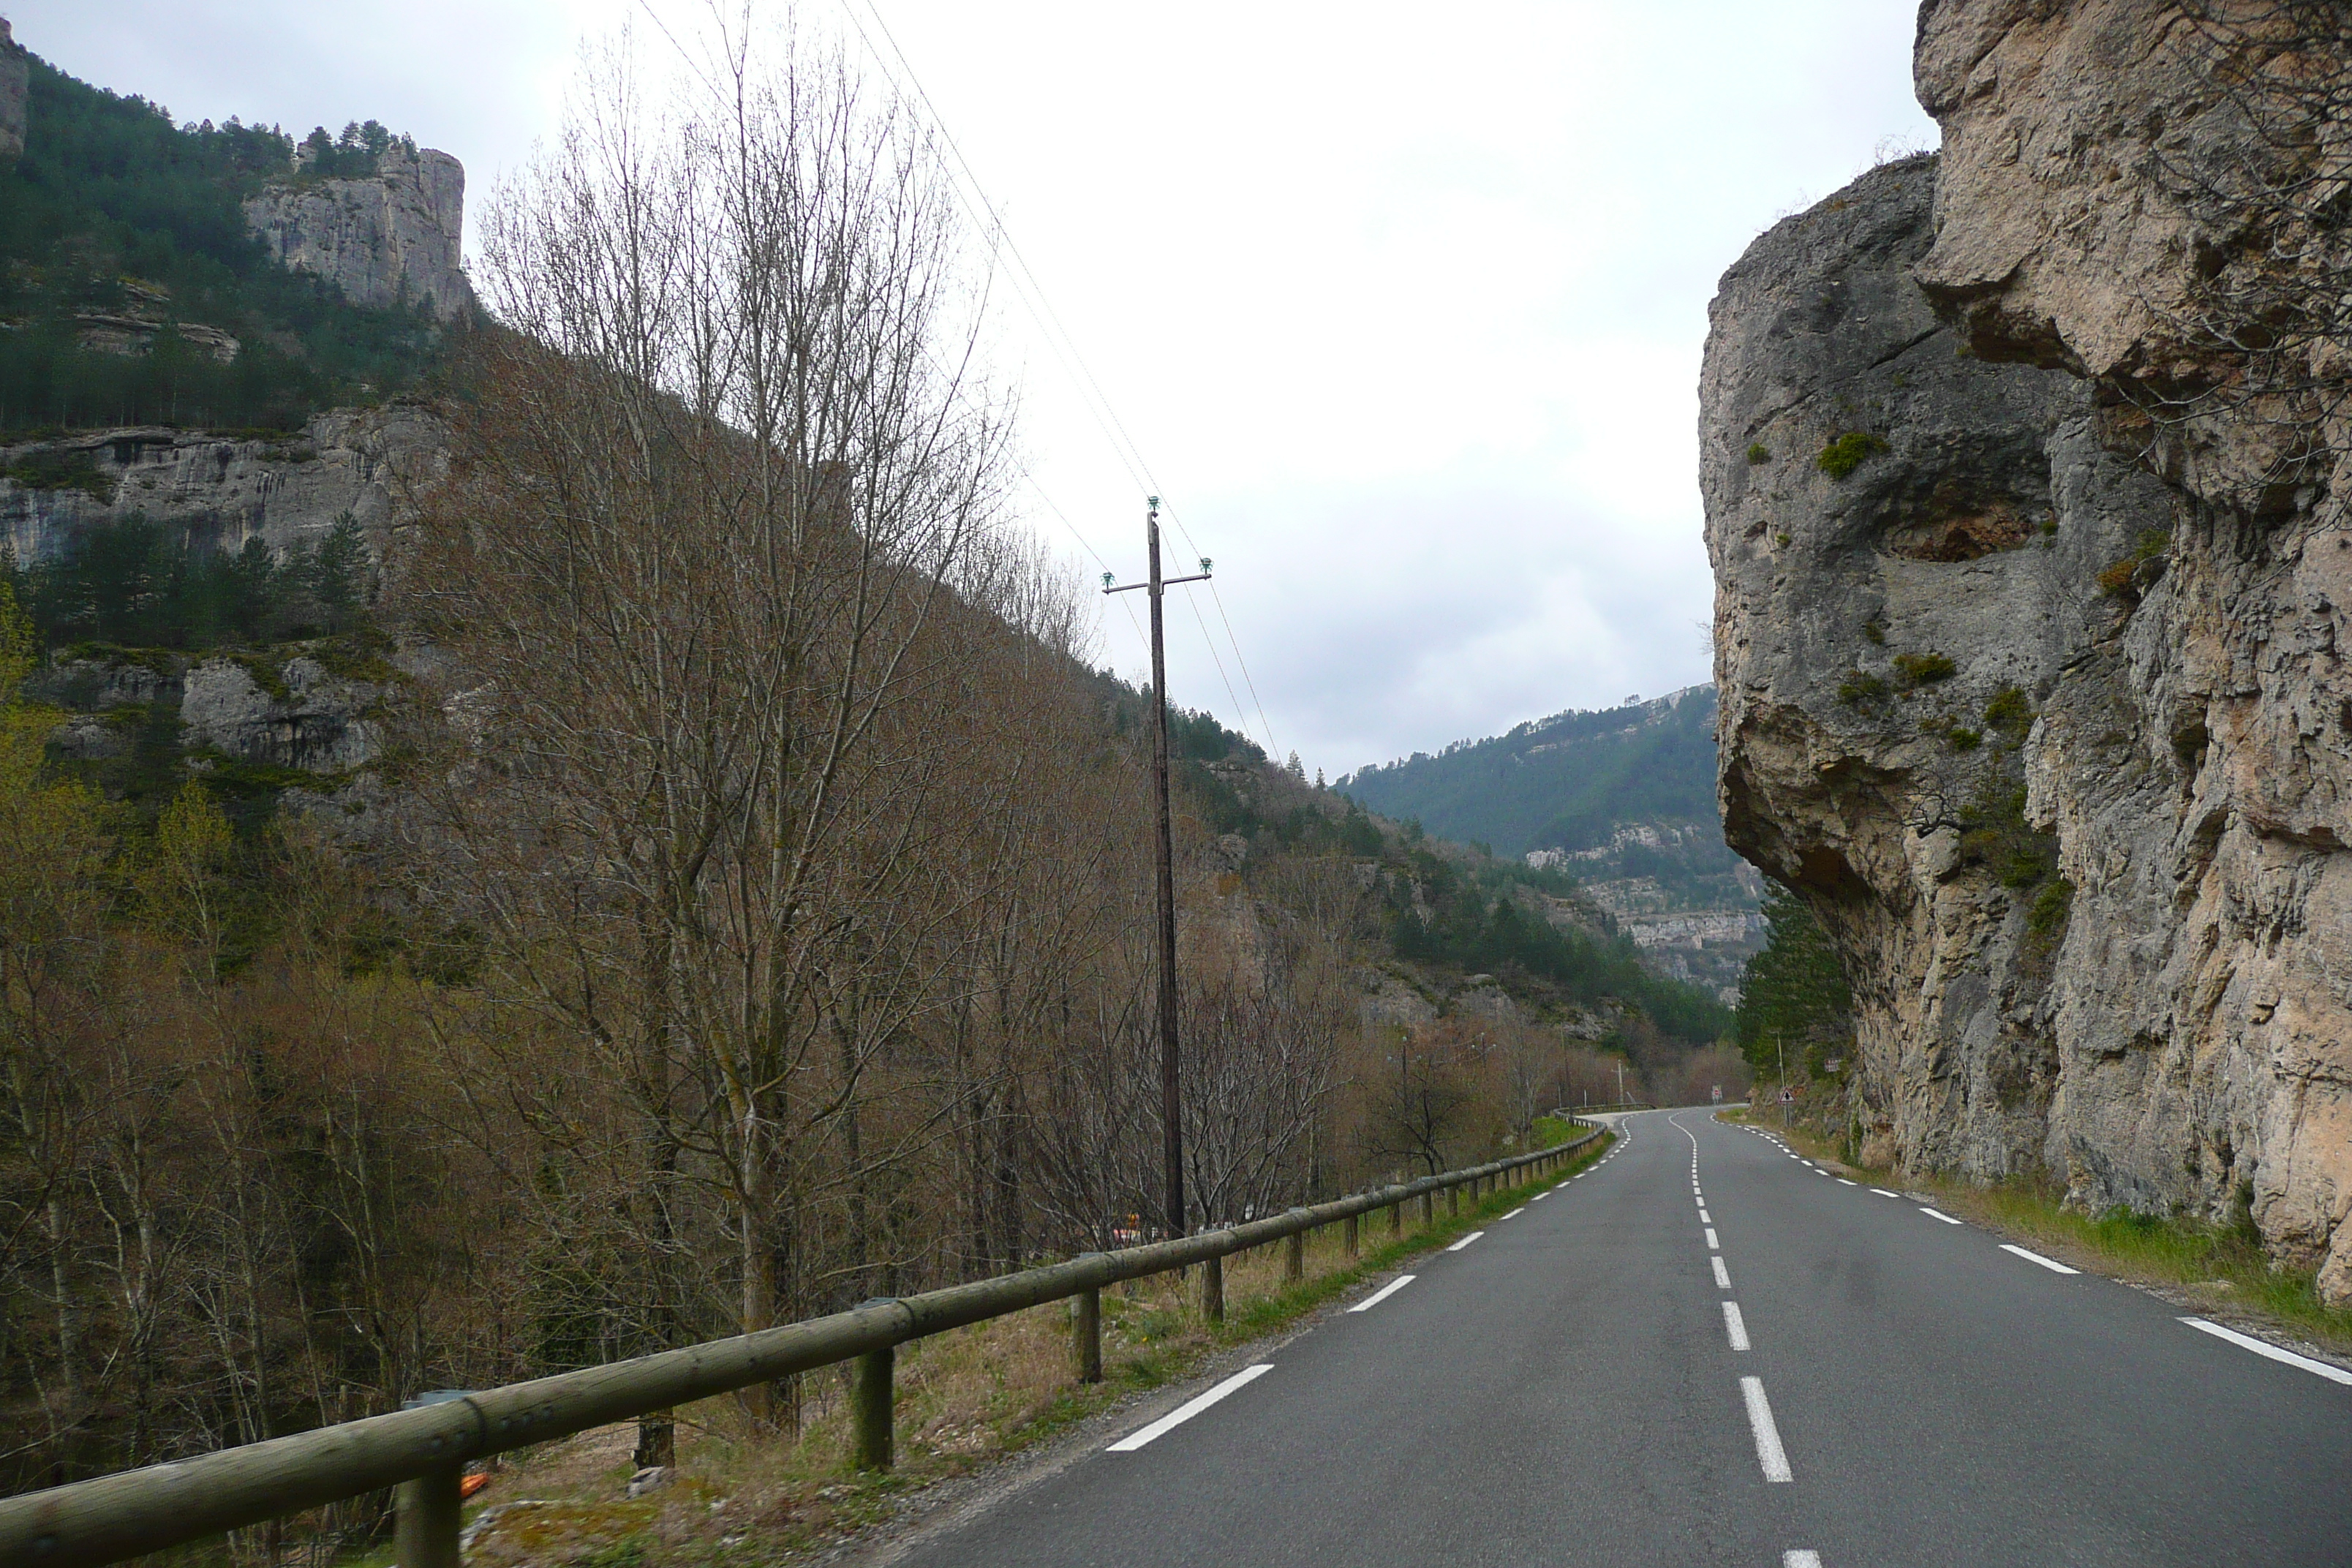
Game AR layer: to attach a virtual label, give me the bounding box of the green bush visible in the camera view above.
[1983,686,2032,737]
[1816,431,1889,480]
[1836,671,1889,707]
[1746,442,1772,465]
[1946,726,1982,753]
[1892,651,1957,687]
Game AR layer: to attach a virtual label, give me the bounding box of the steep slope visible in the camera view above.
[1705,0,2352,1303]
[1338,687,1763,999]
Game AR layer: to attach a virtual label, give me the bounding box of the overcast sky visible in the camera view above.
[15,1,1934,777]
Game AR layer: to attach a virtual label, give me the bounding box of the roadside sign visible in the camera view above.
[1711,1085,1722,1103]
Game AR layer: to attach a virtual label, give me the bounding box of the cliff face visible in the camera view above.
[1705,0,2352,1303]
[244,145,472,323]
[0,404,449,567]
[0,20,26,165]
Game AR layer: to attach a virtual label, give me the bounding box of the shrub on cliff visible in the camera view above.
[1815,430,1888,479]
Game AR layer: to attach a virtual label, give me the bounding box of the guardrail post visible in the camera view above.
[1074,1286,1102,1382]
[1344,1213,1360,1258]
[1285,1228,1304,1283]
[1389,1199,1402,1236]
[396,1465,462,1568]
[853,1346,894,1470]
[1417,1191,1433,1226]
[1202,1252,1225,1323]
[1447,1183,1459,1218]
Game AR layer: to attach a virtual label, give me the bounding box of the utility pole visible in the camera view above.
[1776,1033,1788,1128]
[1103,498,1211,1240]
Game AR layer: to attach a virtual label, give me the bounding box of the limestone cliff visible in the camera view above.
[0,404,449,568]
[0,19,26,165]
[1705,0,2352,1303]
[244,144,473,323]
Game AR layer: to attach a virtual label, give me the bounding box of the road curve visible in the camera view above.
[883,1109,2352,1567]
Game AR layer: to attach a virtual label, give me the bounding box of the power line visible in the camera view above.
[840,0,1281,758]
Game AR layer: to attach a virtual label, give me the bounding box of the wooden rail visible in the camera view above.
[0,1126,1603,1568]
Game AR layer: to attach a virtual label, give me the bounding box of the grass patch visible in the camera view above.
[1892,651,1957,688]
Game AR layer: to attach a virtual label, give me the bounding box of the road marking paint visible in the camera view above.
[1446,1232,1485,1252]
[1740,1376,1793,1482]
[1108,1364,1272,1451]
[1814,1169,1831,1177]
[2181,1316,2352,1386]
[1918,1207,1963,1225]
[1871,1188,1899,1198]
[1700,1210,1712,1224]
[1348,1275,1417,1313]
[2000,1243,2081,1275]
[1695,1196,1706,1207]
[1724,1301,1750,1352]
[1531,1192,1547,1201]
[1837,1178,1858,1186]
[1501,1206,1526,1220]
[1784,1553,1823,1568]
[1711,1255,1730,1289]
[1705,1228,1719,1250]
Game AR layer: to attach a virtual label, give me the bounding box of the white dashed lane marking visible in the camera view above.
[1741,1376,1794,1483]
[1348,1275,1415,1313]
[1107,1364,1271,1452]
[1918,1207,1964,1226]
[2000,1243,2080,1275]
[1711,1255,1730,1289]
[2181,1317,2352,1386]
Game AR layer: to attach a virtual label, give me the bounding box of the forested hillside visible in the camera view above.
[1338,687,1763,998]
[1339,685,1721,859]
[0,47,439,432]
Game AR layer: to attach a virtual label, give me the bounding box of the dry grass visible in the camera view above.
[344,1134,1614,1567]
[1743,1111,2352,1357]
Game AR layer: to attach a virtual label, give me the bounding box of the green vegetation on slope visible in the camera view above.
[0,52,440,432]
[1338,687,1722,859]
[1122,680,1732,1043]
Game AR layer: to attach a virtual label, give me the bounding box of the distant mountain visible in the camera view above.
[1336,686,1763,1000]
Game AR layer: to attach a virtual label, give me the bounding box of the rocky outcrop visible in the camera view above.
[0,19,26,165]
[244,145,472,323]
[0,404,450,568]
[33,647,389,774]
[1705,0,2352,1304]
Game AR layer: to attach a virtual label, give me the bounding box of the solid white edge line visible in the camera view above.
[1705,1228,1719,1250]
[1724,1300,1751,1352]
[1347,1274,1417,1313]
[1999,1243,2081,1275]
[1107,1363,1272,1451]
[1446,1231,1485,1252]
[1784,1553,1824,1568]
[1711,1255,1730,1289]
[1740,1376,1793,1482]
[1918,1207,1964,1224]
[2181,1316,2352,1386]
[1871,1188,1899,1197]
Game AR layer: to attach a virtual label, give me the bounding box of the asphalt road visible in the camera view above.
[889,1109,2352,1567]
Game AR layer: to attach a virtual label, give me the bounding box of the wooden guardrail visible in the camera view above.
[0,1126,1605,1568]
